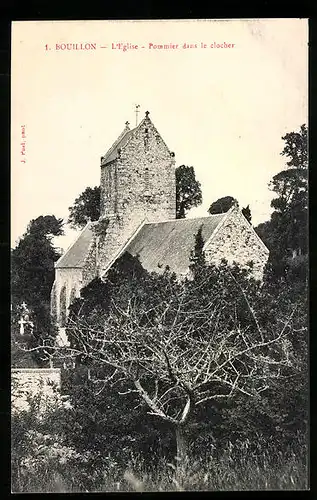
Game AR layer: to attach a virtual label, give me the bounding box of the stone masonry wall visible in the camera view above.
[204,207,269,281]
[82,238,98,287]
[11,368,61,414]
[98,116,176,274]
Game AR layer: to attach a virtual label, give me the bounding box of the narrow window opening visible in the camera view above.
[144,128,149,150]
[145,167,149,188]
[144,167,150,197]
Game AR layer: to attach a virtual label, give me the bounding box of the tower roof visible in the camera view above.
[101,127,135,166]
[100,111,151,166]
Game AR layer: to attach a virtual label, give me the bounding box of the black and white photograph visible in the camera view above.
[11,19,308,492]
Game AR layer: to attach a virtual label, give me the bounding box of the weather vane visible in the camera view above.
[135,104,140,126]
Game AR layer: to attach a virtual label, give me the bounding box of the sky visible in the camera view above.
[11,19,308,251]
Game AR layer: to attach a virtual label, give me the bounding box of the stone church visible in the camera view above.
[51,111,269,326]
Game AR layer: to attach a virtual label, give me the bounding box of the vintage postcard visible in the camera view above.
[11,19,308,492]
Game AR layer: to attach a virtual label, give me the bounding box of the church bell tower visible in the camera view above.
[97,110,176,274]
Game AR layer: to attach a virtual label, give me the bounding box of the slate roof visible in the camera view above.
[100,113,170,167]
[101,126,136,166]
[124,214,226,275]
[56,214,226,272]
[55,222,96,269]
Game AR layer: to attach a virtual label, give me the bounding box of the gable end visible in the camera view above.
[204,206,269,280]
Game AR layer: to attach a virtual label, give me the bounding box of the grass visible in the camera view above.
[12,435,309,492]
[107,439,308,492]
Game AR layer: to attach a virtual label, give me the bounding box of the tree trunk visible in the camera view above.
[176,425,187,461]
[175,425,188,489]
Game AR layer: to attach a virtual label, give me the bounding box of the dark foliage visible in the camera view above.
[11,215,63,365]
[242,205,252,224]
[176,165,202,218]
[68,186,101,230]
[189,225,206,277]
[208,196,237,214]
[61,366,175,466]
[255,125,308,281]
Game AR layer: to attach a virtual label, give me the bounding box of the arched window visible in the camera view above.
[59,285,67,327]
[50,281,57,320]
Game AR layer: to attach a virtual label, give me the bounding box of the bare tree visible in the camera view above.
[24,267,295,481]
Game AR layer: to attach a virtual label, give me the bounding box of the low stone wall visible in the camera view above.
[11,368,61,414]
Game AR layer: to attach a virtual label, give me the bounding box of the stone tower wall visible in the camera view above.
[98,115,176,274]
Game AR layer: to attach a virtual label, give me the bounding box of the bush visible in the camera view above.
[60,366,175,465]
[11,371,308,492]
[11,388,104,493]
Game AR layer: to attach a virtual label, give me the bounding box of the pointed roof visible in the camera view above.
[101,125,136,166]
[100,111,159,166]
[55,214,226,272]
[55,208,268,274]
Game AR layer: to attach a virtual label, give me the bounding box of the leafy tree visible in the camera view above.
[26,215,64,239]
[189,226,206,277]
[242,205,252,224]
[11,215,64,305]
[255,124,308,280]
[208,196,237,214]
[255,220,271,247]
[281,124,308,170]
[271,124,308,253]
[208,198,252,224]
[176,165,202,219]
[11,215,63,365]
[68,186,101,230]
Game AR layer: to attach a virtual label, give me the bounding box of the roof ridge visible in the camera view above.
[142,213,228,225]
[101,113,161,167]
